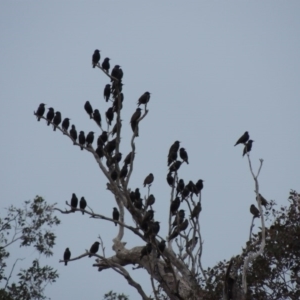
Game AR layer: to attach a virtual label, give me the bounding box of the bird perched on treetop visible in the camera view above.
[130,108,142,134]
[243,140,254,157]
[61,118,70,132]
[112,207,119,226]
[63,248,71,266]
[170,197,180,215]
[35,103,46,121]
[70,193,78,212]
[140,243,152,260]
[93,109,101,127]
[53,111,61,131]
[180,148,189,164]
[97,131,108,147]
[69,125,77,144]
[105,107,114,126]
[190,202,201,219]
[168,141,180,157]
[103,84,111,102]
[84,101,93,119]
[256,193,268,207]
[78,131,85,150]
[169,161,182,173]
[79,197,87,215]
[111,65,121,81]
[101,57,110,72]
[166,173,174,187]
[250,204,260,218]
[124,151,135,165]
[195,180,204,194]
[234,131,249,146]
[46,107,55,126]
[86,131,94,147]
[92,50,100,68]
[89,241,100,257]
[137,92,151,106]
[143,173,154,187]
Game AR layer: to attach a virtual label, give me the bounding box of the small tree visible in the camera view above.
[33,52,298,299]
[0,196,60,300]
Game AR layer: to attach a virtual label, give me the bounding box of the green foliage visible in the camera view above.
[0,196,60,300]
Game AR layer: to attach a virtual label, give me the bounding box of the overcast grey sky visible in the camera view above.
[1,1,300,299]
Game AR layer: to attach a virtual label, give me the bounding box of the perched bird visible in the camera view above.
[78,131,85,150]
[190,202,201,219]
[69,125,77,144]
[96,146,104,159]
[234,131,249,146]
[129,191,136,203]
[157,240,166,258]
[178,219,189,232]
[79,197,87,215]
[168,151,177,166]
[35,103,46,121]
[170,197,180,215]
[137,92,151,106]
[92,49,100,68]
[101,57,110,72]
[172,210,185,228]
[186,181,197,195]
[46,107,55,125]
[145,221,160,238]
[93,109,101,127]
[119,164,128,179]
[176,179,185,196]
[70,193,78,212]
[250,204,260,218]
[130,108,142,134]
[53,111,62,131]
[256,193,268,207]
[112,152,122,164]
[169,161,182,173]
[140,243,152,260]
[186,236,198,249]
[116,67,123,81]
[243,140,254,157]
[181,187,190,200]
[135,188,141,200]
[63,248,71,266]
[112,121,122,137]
[105,107,114,125]
[143,209,154,222]
[143,173,154,187]
[180,148,189,164]
[103,84,111,102]
[89,241,100,257]
[112,207,119,226]
[166,173,174,187]
[168,228,179,241]
[62,118,70,132]
[111,65,121,81]
[104,138,116,154]
[112,93,124,112]
[134,198,143,210]
[124,151,135,165]
[97,131,108,146]
[195,180,204,194]
[146,194,155,207]
[86,131,94,146]
[84,101,93,119]
[110,169,118,181]
[168,141,180,157]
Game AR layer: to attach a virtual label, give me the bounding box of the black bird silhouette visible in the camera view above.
[178,219,189,232]
[186,236,198,249]
[140,243,152,260]
[117,68,123,81]
[195,180,204,194]
[112,121,122,137]
[181,187,190,200]
[168,141,180,157]
[145,221,160,238]
[243,140,254,157]
[180,148,189,164]
[112,93,124,112]
[250,204,260,218]
[124,151,135,165]
[97,131,108,146]
[234,131,249,146]
[166,173,174,187]
[89,241,100,257]
[168,151,177,166]
[101,57,110,72]
[170,197,180,215]
[119,164,128,179]
[112,207,119,226]
[168,228,180,241]
[146,194,155,208]
[172,209,185,228]
[92,49,100,68]
[105,107,114,125]
[63,248,71,266]
[111,65,121,81]
[129,191,136,203]
[110,169,118,181]
[134,198,143,210]
[46,107,55,126]
[62,118,70,132]
[79,197,87,215]
[130,108,142,134]
[35,103,46,121]
[53,111,61,131]
[93,109,101,127]
[176,179,185,196]
[70,193,78,212]
[69,125,77,144]
[96,146,104,159]
[135,188,141,200]
[103,84,111,102]
[84,101,93,119]
[137,92,151,106]
[86,131,94,146]
[112,152,122,164]
[78,131,85,150]
[190,202,201,219]
[104,138,116,154]
[143,209,154,222]
[157,240,166,258]
[169,161,182,173]
[256,193,268,207]
[143,173,154,187]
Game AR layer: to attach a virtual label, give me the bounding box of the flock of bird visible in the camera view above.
[34,49,266,265]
